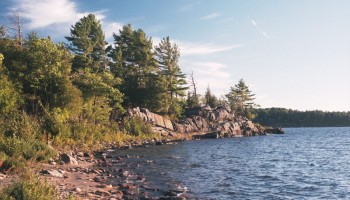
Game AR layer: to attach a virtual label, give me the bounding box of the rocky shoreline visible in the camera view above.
[40,140,192,200]
[0,106,283,199]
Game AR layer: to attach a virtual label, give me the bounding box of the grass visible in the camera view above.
[0,172,58,200]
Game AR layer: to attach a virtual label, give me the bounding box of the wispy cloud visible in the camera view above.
[9,0,122,40]
[177,41,244,55]
[250,19,270,39]
[200,12,223,20]
[179,1,201,12]
[103,21,123,42]
[181,61,235,96]
[152,37,243,56]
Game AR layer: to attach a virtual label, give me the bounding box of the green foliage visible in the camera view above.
[67,14,124,122]
[0,174,58,200]
[0,140,55,172]
[154,37,188,117]
[204,86,218,108]
[111,24,157,108]
[0,112,55,171]
[0,54,22,114]
[0,112,40,139]
[73,68,124,124]
[65,14,108,72]
[24,37,76,112]
[122,116,154,136]
[186,91,201,108]
[226,79,257,119]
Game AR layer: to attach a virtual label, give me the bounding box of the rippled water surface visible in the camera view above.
[112,127,350,199]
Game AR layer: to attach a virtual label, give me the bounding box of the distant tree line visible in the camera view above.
[253,108,350,127]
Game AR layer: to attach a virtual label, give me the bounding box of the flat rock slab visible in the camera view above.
[42,169,64,178]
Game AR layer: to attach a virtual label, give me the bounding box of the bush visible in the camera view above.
[0,112,41,140]
[0,138,56,171]
[122,116,153,136]
[0,174,58,200]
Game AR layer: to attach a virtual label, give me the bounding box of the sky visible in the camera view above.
[0,0,350,111]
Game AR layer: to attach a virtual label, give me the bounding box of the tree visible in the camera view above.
[0,53,22,114]
[226,79,257,119]
[6,11,23,46]
[73,69,123,124]
[110,24,157,108]
[24,37,82,115]
[65,14,108,72]
[66,14,124,123]
[204,86,218,108]
[155,36,188,116]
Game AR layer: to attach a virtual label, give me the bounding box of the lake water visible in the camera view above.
[111,127,350,199]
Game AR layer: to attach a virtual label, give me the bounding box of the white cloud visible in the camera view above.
[250,19,270,39]
[200,12,223,20]
[180,60,236,96]
[176,41,244,55]
[250,19,257,27]
[152,37,243,55]
[103,21,123,42]
[9,0,122,41]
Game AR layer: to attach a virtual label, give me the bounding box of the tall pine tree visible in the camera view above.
[66,14,123,123]
[110,24,157,109]
[155,36,188,117]
[65,14,108,72]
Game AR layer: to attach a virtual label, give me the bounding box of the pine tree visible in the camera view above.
[65,14,108,72]
[226,79,257,119]
[204,86,218,108]
[110,24,157,108]
[155,36,188,116]
[66,14,123,122]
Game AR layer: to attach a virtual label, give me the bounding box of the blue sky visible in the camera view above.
[1,0,350,111]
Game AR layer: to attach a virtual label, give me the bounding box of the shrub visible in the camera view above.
[0,174,58,200]
[0,138,56,172]
[121,116,153,136]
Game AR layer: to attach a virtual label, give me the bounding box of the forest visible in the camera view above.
[254,108,350,127]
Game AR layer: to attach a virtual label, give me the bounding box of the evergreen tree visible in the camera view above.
[204,86,218,108]
[65,14,108,72]
[111,24,157,108]
[155,36,188,116]
[226,79,257,119]
[66,14,124,123]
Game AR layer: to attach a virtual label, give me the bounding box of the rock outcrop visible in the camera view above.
[126,106,271,139]
[127,107,174,131]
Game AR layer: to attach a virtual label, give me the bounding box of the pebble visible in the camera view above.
[95,189,111,196]
[74,187,82,193]
[93,177,101,182]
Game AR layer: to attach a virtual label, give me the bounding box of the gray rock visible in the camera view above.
[60,153,78,165]
[43,169,63,178]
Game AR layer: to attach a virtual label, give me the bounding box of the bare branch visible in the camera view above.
[7,11,23,45]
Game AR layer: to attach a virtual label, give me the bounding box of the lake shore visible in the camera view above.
[40,139,193,199]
